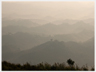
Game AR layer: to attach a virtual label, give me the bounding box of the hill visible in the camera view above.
[3,39,94,67]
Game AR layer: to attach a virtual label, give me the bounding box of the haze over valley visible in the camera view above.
[2,1,94,68]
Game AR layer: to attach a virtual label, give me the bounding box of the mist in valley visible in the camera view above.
[2,1,94,68]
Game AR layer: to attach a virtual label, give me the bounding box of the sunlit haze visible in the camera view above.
[2,1,94,20]
[2,1,94,70]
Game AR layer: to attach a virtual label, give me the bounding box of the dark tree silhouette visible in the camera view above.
[2,61,92,70]
[67,59,75,66]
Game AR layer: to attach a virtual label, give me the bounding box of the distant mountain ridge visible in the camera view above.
[3,18,94,35]
[2,18,94,67]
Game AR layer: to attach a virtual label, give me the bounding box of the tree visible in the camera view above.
[67,59,75,67]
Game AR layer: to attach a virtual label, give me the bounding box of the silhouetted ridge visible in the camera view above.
[2,38,94,66]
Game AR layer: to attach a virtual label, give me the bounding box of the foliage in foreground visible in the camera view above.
[2,60,94,71]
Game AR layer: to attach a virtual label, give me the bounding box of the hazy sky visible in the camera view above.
[2,1,94,20]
